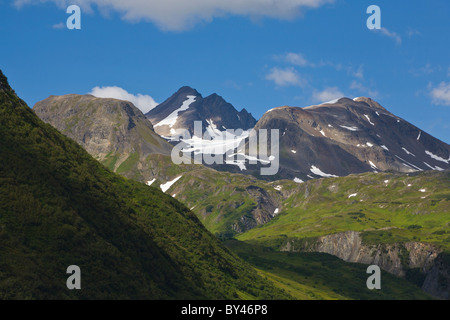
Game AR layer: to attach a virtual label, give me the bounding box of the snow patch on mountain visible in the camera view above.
[181,128,250,156]
[364,114,375,126]
[402,147,416,157]
[310,165,338,178]
[369,160,378,170]
[395,155,423,171]
[160,176,183,193]
[425,150,449,164]
[154,95,196,128]
[294,177,304,183]
[340,125,359,131]
[322,98,340,104]
[423,162,444,171]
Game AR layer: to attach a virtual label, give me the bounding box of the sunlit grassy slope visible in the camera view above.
[236,171,450,251]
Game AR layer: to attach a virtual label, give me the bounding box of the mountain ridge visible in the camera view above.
[33,94,173,182]
[247,96,450,181]
[146,86,257,139]
[0,69,290,299]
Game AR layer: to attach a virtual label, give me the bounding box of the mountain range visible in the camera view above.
[7,71,449,299]
[251,97,450,181]
[0,70,288,299]
[35,87,450,185]
[146,86,256,140]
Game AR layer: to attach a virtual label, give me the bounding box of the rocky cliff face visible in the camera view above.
[422,255,450,299]
[280,230,448,298]
[146,86,257,139]
[230,185,280,233]
[248,97,450,181]
[33,94,173,182]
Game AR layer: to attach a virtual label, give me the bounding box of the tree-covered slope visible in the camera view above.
[0,70,290,300]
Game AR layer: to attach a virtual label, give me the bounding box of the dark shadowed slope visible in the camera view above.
[0,70,290,300]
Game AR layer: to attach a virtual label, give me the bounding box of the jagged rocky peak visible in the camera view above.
[175,85,202,97]
[146,86,257,138]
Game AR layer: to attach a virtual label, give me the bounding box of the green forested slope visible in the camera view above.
[0,70,289,300]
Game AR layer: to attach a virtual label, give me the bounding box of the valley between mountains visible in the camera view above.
[1,68,448,299]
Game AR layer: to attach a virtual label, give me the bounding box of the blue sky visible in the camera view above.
[1,0,449,143]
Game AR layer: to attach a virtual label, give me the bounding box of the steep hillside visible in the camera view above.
[237,170,450,247]
[33,93,283,237]
[248,98,450,181]
[0,70,290,300]
[138,157,284,237]
[225,240,433,300]
[33,94,173,182]
[236,170,450,298]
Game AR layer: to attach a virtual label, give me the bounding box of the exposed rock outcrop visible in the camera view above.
[250,98,450,181]
[422,254,450,299]
[33,94,173,182]
[280,231,448,298]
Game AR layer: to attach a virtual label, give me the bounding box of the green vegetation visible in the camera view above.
[0,70,290,300]
[135,156,284,238]
[116,151,139,174]
[236,171,450,252]
[102,152,119,171]
[9,65,448,299]
[224,240,432,300]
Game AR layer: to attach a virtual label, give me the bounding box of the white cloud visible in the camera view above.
[350,81,378,98]
[280,53,311,67]
[430,82,450,106]
[265,67,306,87]
[312,87,344,103]
[52,22,65,29]
[376,27,402,45]
[89,86,158,113]
[14,0,334,31]
[352,65,364,79]
[406,28,421,38]
[276,53,364,81]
